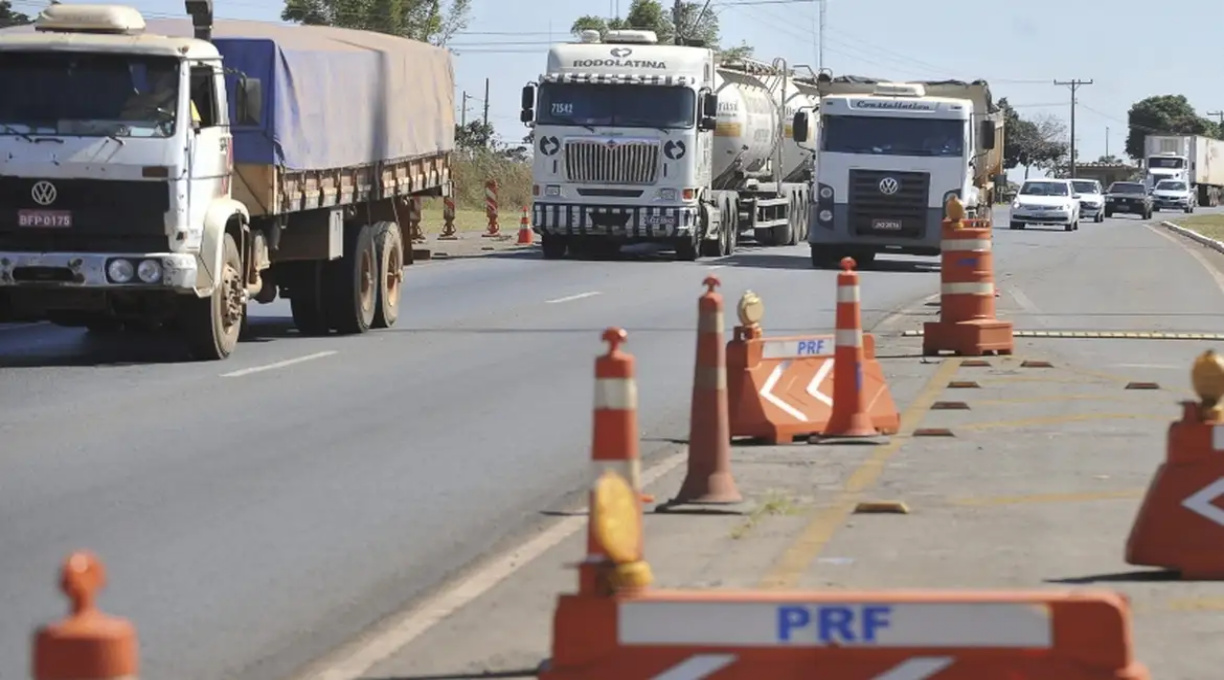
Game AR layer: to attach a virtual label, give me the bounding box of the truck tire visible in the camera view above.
[541,234,567,259]
[701,201,729,258]
[371,221,403,329]
[181,232,244,361]
[726,202,739,256]
[327,223,377,334]
[288,261,330,336]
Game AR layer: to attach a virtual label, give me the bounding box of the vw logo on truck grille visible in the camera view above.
[878,177,900,195]
[31,180,57,205]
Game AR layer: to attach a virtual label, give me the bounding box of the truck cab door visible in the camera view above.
[186,61,230,236]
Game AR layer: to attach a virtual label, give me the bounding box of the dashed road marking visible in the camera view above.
[220,351,337,378]
[545,291,601,304]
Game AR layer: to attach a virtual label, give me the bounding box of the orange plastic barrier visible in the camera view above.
[671,276,741,506]
[517,205,534,245]
[542,470,1149,680]
[923,198,1014,357]
[727,293,898,445]
[1127,350,1224,578]
[33,551,138,680]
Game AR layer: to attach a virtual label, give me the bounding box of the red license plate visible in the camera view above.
[872,219,902,231]
[17,210,71,228]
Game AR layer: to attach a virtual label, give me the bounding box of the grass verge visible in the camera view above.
[1168,213,1224,242]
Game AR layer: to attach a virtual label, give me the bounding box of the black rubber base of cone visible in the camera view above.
[809,433,889,446]
[655,498,750,515]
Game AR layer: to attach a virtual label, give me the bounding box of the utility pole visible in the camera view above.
[673,0,683,44]
[460,91,469,126]
[1105,126,1109,159]
[1209,110,1224,126]
[818,0,826,71]
[1054,78,1092,178]
[482,78,490,128]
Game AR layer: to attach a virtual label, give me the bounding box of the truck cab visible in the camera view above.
[1145,153,1189,190]
[792,80,1001,268]
[0,3,249,353]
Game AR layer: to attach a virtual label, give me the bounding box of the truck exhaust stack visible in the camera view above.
[184,0,212,42]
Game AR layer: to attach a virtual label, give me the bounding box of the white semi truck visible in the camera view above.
[0,3,454,360]
[520,29,817,261]
[1142,134,1224,206]
[791,76,1005,268]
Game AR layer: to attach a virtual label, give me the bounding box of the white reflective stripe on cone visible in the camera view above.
[941,238,992,251]
[835,328,862,348]
[594,377,638,410]
[836,285,860,303]
[694,365,727,390]
[941,282,994,295]
[697,309,725,333]
[591,459,642,489]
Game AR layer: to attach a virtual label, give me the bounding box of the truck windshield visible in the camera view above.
[536,82,695,130]
[1148,157,1184,169]
[0,51,180,138]
[821,115,964,157]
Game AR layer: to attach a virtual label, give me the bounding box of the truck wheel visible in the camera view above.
[289,261,330,336]
[181,232,244,361]
[701,203,729,258]
[328,223,378,334]
[675,231,700,261]
[541,234,567,259]
[726,204,739,256]
[371,221,403,329]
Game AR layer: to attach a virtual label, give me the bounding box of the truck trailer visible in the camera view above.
[791,76,1005,268]
[0,2,454,360]
[1142,134,1224,206]
[521,29,816,261]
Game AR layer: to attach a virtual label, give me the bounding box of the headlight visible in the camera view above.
[819,186,833,199]
[659,188,677,200]
[106,258,134,283]
[818,209,833,222]
[1011,201,1020,209]
[544,185,561,197]
[137,259,163,284]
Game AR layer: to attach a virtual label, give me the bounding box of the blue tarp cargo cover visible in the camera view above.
[0,19,456,171]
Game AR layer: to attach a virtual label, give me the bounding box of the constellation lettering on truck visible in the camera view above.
[851,99,937,111]
[570,59,668,69]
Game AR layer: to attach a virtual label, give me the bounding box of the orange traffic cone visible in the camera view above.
[669,276,742,506]
[582,327,652,594]
[33,551,138,680]
[816,257,882,442]
[517,206,534,245]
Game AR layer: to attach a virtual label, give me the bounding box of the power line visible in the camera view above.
[1054,79,1093,178]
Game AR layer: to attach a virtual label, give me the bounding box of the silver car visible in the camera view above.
[1071,179,1105,223]
[1151,179,1195,213]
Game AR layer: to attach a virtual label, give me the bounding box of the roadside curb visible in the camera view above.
[1159,219,1224,255]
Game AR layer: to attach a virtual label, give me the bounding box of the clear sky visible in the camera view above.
[14,0,1224,179]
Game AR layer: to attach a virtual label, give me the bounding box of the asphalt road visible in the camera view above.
[0,206,1216,679]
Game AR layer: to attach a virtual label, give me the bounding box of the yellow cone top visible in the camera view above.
[945,195,966,222]
[592,469,643,565]
[738,290,764,327]
[1192,350,1224,417]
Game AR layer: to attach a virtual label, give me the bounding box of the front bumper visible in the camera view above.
[1104,199,1148,214]
[1011,207,1074,224]
[0,251,199,290]
[1153,198,1191,210]
[1079,202,1104,216]
[532,202,699,239]
[807,203,945,254]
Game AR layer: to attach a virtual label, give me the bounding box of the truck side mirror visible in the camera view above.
[520,85,535,124]
[792,111,809,144]
[698,92,718,132]
[979,119,996,149]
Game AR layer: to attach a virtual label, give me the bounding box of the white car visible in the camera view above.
[1151,179,1195,213]
[1071,179,1105,223]
[1010,179,1081,232]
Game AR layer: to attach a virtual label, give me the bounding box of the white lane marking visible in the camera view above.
[293,451,688,680]
[651,654,737,680]
[1112,363,1182,370]
[545,291,601,304]
[706,264,726,270]
[1008,286,1045,327]
[1147,222,1224,296]
[873,657,955,679]
[220,351,337,378]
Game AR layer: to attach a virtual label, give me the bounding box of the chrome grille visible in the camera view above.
[564,140,659,185]
[848,170,931,238]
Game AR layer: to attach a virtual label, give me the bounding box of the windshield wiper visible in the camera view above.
[1,123,34,142]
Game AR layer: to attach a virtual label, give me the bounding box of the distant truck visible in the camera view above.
[521,29,816,261]
[0,2,454,359]
[1142,134,1224,206]
[791,76,1005,268]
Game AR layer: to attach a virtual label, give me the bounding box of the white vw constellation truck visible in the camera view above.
[520,30,817,261]
[792,76,1005,268]
[0,3,453,360]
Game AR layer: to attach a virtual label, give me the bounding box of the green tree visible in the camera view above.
[570,0,752,63]
[1124,95,1220,160]
[0,1,31,28]
[455,120,494,150]
[281,0,471,44]
[998,99,1067,178]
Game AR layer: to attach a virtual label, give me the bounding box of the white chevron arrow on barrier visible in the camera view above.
[1182,477,1224,526]
[650,653,737,680]
[806,356,834,407]
[761,358,834,420]
[872,656,954,679]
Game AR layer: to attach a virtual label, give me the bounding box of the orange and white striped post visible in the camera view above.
[517,206,534,245]
[582,328,651,595]
[483,179,500,237]
[671,276,741,506]
[922,197,1014,356]
[437,196,458,240]
[33,551,138,680]
[818,256,879,439]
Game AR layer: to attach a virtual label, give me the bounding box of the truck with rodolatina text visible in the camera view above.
[0,2,453,360]
[520,29,817,261]
[1142,134,1224,206]
[791,76,1005,268]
